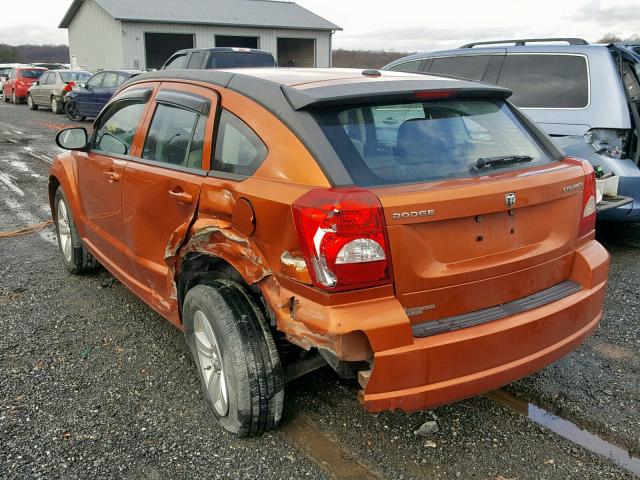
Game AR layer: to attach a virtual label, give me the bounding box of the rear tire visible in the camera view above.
[3,92,9,103]
[64,100,85,121]
[12,91,20,104]
[183,281,284,437]
[53,187,98,274]
[51,96,62,114]
[27,94,38,110]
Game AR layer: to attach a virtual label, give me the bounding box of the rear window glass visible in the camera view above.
[429,55,493,81]
[19,69,45,79]
[207,52,275,69]
[60,71,91,82]
[497,54,589,108]
[312,99,551,187]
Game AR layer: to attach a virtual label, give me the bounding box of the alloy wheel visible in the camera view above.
[56,199,72,263]
[193,310,229,417]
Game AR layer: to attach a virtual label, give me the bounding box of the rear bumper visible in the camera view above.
[361,240,609,412]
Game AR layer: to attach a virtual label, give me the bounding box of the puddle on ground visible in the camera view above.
[487,389,640,476]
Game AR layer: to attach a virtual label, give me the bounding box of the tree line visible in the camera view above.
[0,44,70,64]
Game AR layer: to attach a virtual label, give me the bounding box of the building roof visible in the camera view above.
[59,0,341,31]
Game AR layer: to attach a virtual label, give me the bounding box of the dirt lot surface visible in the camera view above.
[1,100,639,479]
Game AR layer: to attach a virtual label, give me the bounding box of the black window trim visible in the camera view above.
[154,89,211,116]
[497,52,591,110]
[132,155,208,176]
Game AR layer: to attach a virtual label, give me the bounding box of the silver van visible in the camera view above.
[384,38,640,221]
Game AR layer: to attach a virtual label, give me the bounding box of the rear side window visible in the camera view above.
[429,55,493,81]
[142,104,204,169]
[312,99,551,187]
[213,110,267,176]
[387,60,423,72]
[60,71,91,82]
[187,51,206,68]
[497,54,589,108]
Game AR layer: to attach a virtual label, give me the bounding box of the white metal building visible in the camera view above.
[59,0,341,71]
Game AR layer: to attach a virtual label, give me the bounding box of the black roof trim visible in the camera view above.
[155,89,211,116]
[281,81,512,110]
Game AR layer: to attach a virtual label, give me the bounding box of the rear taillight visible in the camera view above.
[564,157,596,238]
[63,81,75,93]
[292,188,392,291]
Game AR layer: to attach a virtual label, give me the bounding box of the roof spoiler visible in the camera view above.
[282,82,512,110]
[460,38,588,48]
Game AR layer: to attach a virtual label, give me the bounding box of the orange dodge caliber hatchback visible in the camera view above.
[49,68,610,437]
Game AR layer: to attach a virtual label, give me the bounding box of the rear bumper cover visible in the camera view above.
[361,240,609,412]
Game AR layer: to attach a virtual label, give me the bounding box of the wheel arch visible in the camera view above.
[48,159,86,238]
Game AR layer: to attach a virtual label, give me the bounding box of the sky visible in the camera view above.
[1,0,639,51]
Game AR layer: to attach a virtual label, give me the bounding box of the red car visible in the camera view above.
[2,66,47,104]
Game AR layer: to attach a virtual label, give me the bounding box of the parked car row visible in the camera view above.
[2,48,277,124]
[1,64,141,121]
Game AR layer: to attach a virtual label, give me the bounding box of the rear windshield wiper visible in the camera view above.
[474,155,533,170]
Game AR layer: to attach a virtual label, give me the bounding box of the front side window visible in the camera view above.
[429,55,493,81]
[387,60,424,72]
[101,72,119,88]
[165,54,187,69]
[142,104,204,169]
[45,73,57,85]
[213,110,267,176]
[312,98,551,186]
[92,102,146,156]
[496,54,589,108]
[87,73,104,89]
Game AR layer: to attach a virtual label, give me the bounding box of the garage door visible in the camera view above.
[145,33,194,70]
[277,38,315,68]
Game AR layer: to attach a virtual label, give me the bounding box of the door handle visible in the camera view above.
[168,188,193,204]
[103,171,121,182]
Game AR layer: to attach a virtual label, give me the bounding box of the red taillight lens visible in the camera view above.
[564,157,596,238]
[292,188,392,291]
[63,81,75,93]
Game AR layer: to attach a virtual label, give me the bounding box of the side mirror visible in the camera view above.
[56,127,88,150]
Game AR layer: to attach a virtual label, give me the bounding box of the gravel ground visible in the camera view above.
[0,101,638,479]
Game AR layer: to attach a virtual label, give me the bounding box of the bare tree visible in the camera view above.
[332,49,416,69]
[596,33,623,44]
